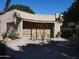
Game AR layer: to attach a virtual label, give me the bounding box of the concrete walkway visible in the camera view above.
[5,37,68,51]
[5,38,43,51]
[4,38,77,59]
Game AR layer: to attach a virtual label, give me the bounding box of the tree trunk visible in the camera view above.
[1,0,11,14]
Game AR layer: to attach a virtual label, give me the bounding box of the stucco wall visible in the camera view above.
[0,11,14,34]
[54,22,62,37]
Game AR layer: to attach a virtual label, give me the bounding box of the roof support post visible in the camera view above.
[20,20,23,38]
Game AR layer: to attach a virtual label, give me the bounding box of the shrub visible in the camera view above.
[8,32,17,39]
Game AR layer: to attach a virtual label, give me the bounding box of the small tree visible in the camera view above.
[7,4,35,14]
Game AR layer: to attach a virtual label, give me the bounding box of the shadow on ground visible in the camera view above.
[0,40,77,59]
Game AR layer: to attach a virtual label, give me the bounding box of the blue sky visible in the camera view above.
[0,0,74,14]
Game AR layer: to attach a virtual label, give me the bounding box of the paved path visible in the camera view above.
[3,38,78,59]
[5,37,68,51]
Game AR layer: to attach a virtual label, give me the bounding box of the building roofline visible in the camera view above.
[0,9,60,23]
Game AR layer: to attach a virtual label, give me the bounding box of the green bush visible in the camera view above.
[75,23,79,42]
[8,32,17,39]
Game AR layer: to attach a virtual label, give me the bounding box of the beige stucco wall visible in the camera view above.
[14,9,56,23]
[0,11,14,34]
[54,22,62,37]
